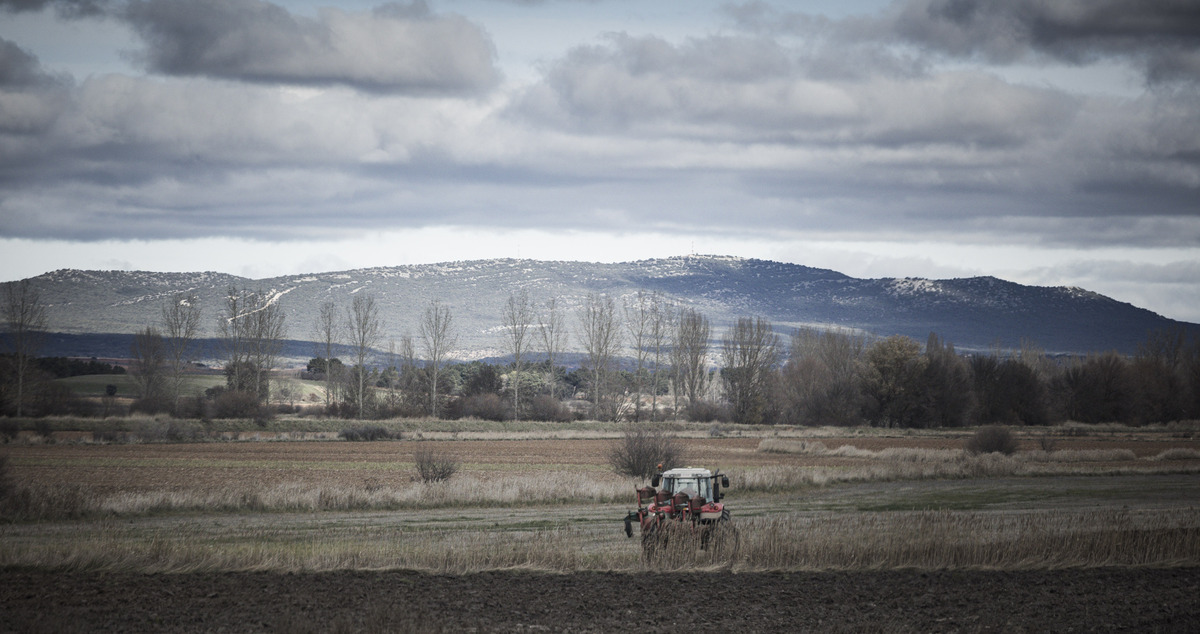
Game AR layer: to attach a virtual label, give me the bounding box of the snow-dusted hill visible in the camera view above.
[23,255,1195,360]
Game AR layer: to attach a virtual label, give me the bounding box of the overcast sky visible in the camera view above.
[1,0,1198,322]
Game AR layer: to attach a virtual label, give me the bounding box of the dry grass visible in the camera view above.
[4,434,1196,521]
[758,439,1186,464]
[731,508,1200,571]
[0,471,635,521]
[1023,448,1139,462]
[728,458,1032,493]
[1151,448,1200,461]
[737,440,1200,492]
[2,507,1195,574]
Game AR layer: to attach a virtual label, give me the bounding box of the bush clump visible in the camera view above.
[685,401,730,423]
[338,425,399,442]
[134,419,204,443]
[1,419,20,442]
[964,425,1019,455]
[129,396,174,416]
[211,389,268,420]
[458,393,511,422]
[0,455,12,500]
[526,395,573,422]
[607,426,687,480]
[414,448,459,483]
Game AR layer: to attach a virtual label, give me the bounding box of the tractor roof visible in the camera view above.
[661,467,712,478]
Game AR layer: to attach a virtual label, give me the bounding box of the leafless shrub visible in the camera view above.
[133,419,204,443]
[0,455,12,499]
[685,400,729,423]
[606,426,686,480]
[33,419,52,439]
[0,420,18,442]
[338,425,400,441]
[414,448,459,483]
[964,425,1019,455]
[527,395,573,422]
[459,393,511,422]
[211,390,265,420]
[92,429,131,443]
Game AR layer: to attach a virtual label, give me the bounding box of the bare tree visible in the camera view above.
[382,338,400,413]
[2,280,48,417]
[419,300,458,418]
[503,289,534,419]
[248,293,286,404]
[647,293,675,421]
[313,301,341,409]
[672,307,711,414]
[863,335,926,428]
[538,297,568,399]
[1132,327,1191,424]
[1018,338,1056,381]
[576,293,622,420]
[782,327,868,426]
[218,286,286,403]
[721,316,780,425]
[922,332,973,427]
[345,294,381,418]
[217,286,250,395]
[161,294,201,412]
[607,426,687,479]
[624,290,653,421]
[398,333,421,410]
[129,326,166,401]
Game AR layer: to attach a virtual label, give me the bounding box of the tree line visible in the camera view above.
[775,328,1200,427]
[3,278,1199,426]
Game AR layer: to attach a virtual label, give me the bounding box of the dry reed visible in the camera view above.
[0,471,635,521]
[3,507,1195,574]
[1151,448,1200,461]
[757,438,1191,466]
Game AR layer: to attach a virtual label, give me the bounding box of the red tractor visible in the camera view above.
[623,466,736,553]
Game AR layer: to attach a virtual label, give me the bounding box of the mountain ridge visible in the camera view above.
[22,255,1195,360]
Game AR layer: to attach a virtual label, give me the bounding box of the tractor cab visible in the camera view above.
[656,467,714,502]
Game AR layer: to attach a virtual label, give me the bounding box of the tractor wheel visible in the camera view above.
[702,511,739,557]
[641,524,663,561]
[643,521,693,565]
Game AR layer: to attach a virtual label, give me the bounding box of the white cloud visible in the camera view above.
[120,0,500,93]
[0,0,1196,324]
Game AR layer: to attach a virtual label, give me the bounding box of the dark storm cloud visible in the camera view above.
[0,37,70,137]
[892,0,1199,61]
[119,0,500,94]
[0,37,49,86]
[512,32,1077,147]
[508,25,1199,240]
[0,0,108,17]
[1,0,1197,258]
[727,0,1200,84]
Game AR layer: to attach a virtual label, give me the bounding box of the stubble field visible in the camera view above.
[2,425,1199,631]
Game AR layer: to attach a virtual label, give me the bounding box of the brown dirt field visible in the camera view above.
[6,435,1198,494]
[2,567,1196,633]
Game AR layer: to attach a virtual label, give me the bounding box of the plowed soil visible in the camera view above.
[2,567,1197,633]
[10,435,1195,493]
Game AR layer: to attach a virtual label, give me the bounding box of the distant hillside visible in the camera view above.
[21,255,1197,362]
